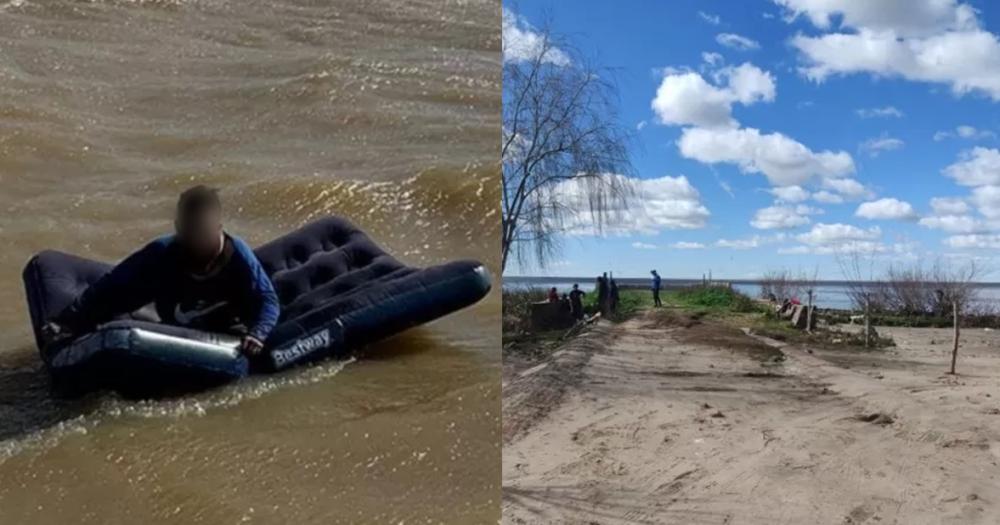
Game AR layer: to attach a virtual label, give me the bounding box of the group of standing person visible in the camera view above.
[546,284,588,321]
[545,271,622,322]
[595,272,619,317]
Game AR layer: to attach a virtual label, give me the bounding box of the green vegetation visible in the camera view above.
[671,285,758,313]
[502,283,898,352]
[581,288,652,320]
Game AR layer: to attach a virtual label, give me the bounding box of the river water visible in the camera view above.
[0,0,500,523]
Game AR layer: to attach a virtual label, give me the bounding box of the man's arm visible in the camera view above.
[52,238,168,335]
[230,238,280,346]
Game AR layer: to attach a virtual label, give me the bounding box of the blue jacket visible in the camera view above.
[57,233,280,342]
[652,274,661,291]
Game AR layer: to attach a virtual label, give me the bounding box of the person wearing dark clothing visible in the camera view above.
[547,287,559,303]
[568,284,586,321]
[43,186,280,356]
[650,269,663,307]
[609,275,619,315]
[596,273,609,316]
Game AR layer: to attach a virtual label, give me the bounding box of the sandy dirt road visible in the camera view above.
[502,310,1000,524]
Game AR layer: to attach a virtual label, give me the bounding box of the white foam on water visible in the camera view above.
[101,357,356,419]
[0,357,355,463]
[0,416,93,466]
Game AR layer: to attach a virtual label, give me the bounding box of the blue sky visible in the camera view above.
[503,0,1000,280]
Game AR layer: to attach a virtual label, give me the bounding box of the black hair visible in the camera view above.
[177,185,221,219]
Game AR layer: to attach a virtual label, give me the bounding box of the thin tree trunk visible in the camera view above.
[807,290,813,334]
[950,301,960,375]
[864,294,871,348]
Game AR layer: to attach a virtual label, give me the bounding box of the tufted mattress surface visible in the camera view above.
[22,216,491,392]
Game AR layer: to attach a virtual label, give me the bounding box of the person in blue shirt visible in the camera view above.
[42,186,280,356]
[650,269,663,307]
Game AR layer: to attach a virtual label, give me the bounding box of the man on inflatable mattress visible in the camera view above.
[41,186,280,356]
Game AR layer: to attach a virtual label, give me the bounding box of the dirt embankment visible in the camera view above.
[503,309,1000,524]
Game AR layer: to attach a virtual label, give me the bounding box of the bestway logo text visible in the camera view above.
[272,329,330,368]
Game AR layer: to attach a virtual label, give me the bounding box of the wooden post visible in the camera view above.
[806,289,814,333]
[864,293,871,348]
[950,300,960,375]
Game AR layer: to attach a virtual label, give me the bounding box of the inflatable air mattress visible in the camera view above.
[23,217,491,393]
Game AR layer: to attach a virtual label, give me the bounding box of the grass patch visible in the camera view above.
[671,285,758,313]
[582,288,653,321]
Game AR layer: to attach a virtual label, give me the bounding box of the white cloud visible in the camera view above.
[751,204,821,229]
[636,120,648,131]
[821,177,873,200]
[653,62,860,194]
[855,198,918,220]
[812,190,844,204]
[919,214,984,233]
[945,234,1000,249]
[678,126,855,186]
[797,222,881,246]
[971,185,1000,219]
[774,0,977,37]
[651,64,775,128]
[698,11,721,25]
[957,125,995,139]
[724,63,778,104]
[716,237,762,250]
[502,9,570,66]
[770,185,811,202]
[934,125,996,141]
[554,175,711,236]
[716,33,761,51]
[701,52,724,67]
[943,148,1000,186]
[777,245,812,255]
[632,242,657,250]
[930,196,970,215]
[856,106,904,118]
[784,2,1000,101]
[921,196,982,233]
[716,234,787,250]
[859,135,904,157]
[672,241,706,249]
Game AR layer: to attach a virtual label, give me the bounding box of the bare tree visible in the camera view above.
[759,267,819,303]
[501,16,634,272]
[930,259,981,315]
[836,248,887,313]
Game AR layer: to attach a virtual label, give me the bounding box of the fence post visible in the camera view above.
[807,289,814,333]
[864,293,871,348]
[950,300,960,375]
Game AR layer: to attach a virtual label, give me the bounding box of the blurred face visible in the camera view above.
[175,209,222,262]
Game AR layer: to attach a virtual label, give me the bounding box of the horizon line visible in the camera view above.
[504,275,1000,286]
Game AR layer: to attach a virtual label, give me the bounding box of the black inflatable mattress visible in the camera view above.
[23,216,491,392]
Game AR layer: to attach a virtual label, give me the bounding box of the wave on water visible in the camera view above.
[0,357,354,464]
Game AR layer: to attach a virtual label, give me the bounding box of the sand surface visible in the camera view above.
[503,309,1000,524]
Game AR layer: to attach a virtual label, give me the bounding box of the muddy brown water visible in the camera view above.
[0,0,499,522]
